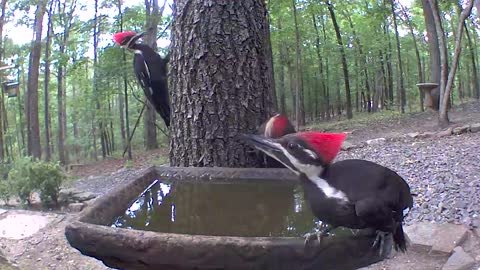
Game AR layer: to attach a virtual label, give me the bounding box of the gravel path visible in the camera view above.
[338,132,480,228]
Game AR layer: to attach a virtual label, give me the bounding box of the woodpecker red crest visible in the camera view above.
[113,31,137,45]
[296,132,347,164]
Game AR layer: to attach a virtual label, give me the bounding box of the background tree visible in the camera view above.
[169,0,275,167]
[26,0,47,159]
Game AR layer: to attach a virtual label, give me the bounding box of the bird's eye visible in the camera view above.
[288,143,296,149]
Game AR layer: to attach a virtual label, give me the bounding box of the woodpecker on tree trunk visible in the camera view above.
[257,114,295,168]
[241,131,413,254]
[113,31,171,128]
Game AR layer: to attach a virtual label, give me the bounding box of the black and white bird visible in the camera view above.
[241,131,413,253]
[113,31,171,127]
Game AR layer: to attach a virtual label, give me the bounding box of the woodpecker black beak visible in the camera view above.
[125,32,146,48]
[239,134,298,173]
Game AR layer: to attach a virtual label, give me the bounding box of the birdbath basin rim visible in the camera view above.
[65,166,389,270]
[416,82,439,91]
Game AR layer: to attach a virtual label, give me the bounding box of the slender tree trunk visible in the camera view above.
[464,22,479,99]
[286,47,296,119]
[170,0,274,167]
[143,0,159,150]
[26,1,47,159]
[292,0,305,129]
[320,15,330,120]
[391,0,406,113]
[56,0,76,165]
[277,14,287,115]
[431,0,473,126]
[43,0,54,161]
[327,1,352,119]
[422,0,441,110]
[312,13,326,118]
[400,5,424,111]
[117,0,132,159]
[384,23,394,106]
[0,0,7,161]
[92,0,106,159]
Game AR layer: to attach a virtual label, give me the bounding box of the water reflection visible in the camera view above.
[112,179,324,237]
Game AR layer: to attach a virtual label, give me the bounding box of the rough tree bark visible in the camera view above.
[430,0,473,127]
[170,0,274,167]
[327,1,352,119]
[26,0,47,159]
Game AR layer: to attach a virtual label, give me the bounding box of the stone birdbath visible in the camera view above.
[65,166,391,270]
[416,83,439,110]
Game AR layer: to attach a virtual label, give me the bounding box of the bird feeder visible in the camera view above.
[2,81,19,98]
[416,83,439,110]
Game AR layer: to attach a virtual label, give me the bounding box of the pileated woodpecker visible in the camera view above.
[113,31,171,127]
[241,132,413,253]
[257,114,296,168]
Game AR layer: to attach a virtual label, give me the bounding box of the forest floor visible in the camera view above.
[1,101,480,270]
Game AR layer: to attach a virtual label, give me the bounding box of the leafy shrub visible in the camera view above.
[0,179,10,204]
[7,157,36,205]
[31,162,66,204]
[0,163,12,204]
[6,157,66,205]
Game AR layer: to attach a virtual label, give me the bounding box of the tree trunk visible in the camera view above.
[391,0,406,113]
[320,15,330,120]
[292,0,305,129]
[26,1,47,159]
[0,0,7,161]
[92,0,105,159]
[117,0,132,160]
[464,22,479,99]
[431,0,473,127]
[327,2,352,119]
[384,23,394,106]
[311,13,326,118]
[400,4,424,111]
[277,14,287,115]
[143,0,160,150]
[43,0,54,161]
[56,0,77,165]
[286,47,296,119]
[170,0,274,167]
[422,0,441,110]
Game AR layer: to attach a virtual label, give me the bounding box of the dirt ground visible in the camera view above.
[1,101,480,270]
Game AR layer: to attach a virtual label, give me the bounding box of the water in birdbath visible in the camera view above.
[111,179,350,237]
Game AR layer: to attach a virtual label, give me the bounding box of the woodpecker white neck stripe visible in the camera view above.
[278,145,349,202]
[308,175,349,202]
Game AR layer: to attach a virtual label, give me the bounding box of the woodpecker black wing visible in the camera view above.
[324,159,413,251]
[132,45,171,127]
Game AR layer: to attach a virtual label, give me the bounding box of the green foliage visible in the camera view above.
[6,157,66,205]
[0,163,12,204]
[31,161,66,204]
[7,157,36,205]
